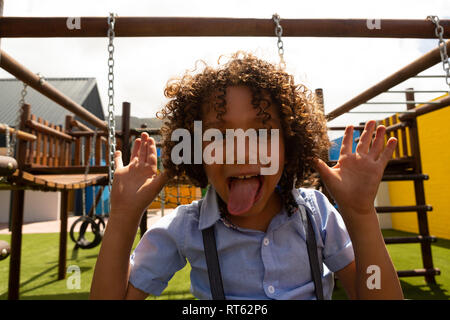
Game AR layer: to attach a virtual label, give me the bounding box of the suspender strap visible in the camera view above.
[304,208,325,300]
[200,199,324,300]
[202,225,226,300]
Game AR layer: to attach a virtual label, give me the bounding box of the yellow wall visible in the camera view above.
[389,94,450,239]
[149,184,202,209]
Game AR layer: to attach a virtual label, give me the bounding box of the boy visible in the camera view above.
[90,52,403,300]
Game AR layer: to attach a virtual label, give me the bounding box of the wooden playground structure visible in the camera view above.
[0,13,449,300]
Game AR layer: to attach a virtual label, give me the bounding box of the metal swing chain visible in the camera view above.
[9,83,28,157]
[427,15,450,93]
[272,14,286,70]
[107,13,117,197]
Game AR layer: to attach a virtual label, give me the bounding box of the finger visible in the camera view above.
[379,137,398,166]
[138,134,149,163]
[340,125,354,156]
[147,137,157,166]
[131,138,142,160]
[313,158,334,183]
[368,125,387,160]
[114,151,123,170]
[356,120,376,155]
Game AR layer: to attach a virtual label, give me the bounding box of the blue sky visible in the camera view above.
[0,0,449,139]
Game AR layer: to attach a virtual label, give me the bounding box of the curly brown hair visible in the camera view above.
[157,51,330,215]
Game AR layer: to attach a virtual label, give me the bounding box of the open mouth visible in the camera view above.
[226,174,264,216]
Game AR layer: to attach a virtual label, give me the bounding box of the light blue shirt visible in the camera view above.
[129,186,354,300]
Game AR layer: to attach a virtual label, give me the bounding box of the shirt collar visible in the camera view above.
[198,185,222,230]
[291,188,308,208]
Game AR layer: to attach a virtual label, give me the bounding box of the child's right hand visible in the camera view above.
[109,132,169,221]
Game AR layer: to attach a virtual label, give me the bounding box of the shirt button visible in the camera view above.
[268,285,275,294]
[263,237,270,246]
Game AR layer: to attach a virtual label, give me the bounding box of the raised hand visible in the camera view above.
[314,120,397,217]
[109,132,169,219]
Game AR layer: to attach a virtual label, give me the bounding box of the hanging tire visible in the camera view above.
[93,215,106,237]
[0,240,10,261]
[69,216,103,249]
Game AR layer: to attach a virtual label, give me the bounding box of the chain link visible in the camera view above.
[427,15,450,93]
[272,14,286,70]
[8,83,28,158]
[107,13,117,197]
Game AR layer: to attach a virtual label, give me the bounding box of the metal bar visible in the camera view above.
[386,90,449,93]
[399,95,450,120]
[327,125,365,131]
[348,111,409,114]
[412,75,446,78]
[326,40,450,121]
[0,17,449,38]
[363,101,440,104]
[0,49,107,130]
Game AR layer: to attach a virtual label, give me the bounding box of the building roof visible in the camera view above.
[0,78,104,128]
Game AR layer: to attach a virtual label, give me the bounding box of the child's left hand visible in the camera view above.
[314,120,397,219]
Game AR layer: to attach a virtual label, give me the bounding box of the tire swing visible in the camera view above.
[0,240,11,261]
[69,129,103,250]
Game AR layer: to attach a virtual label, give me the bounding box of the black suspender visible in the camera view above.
[202,225,226,300]
[200,200,324,300]
[304,208,325,300]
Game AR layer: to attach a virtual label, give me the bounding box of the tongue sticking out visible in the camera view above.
[227,177,261,215]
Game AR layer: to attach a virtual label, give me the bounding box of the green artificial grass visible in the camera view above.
[0,229,449,300]
[332,229,450,300]
[0,232,194,300]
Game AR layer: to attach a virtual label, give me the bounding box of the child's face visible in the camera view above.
[202,86,285,218]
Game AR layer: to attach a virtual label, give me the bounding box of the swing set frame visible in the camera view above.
[0,11,449,300]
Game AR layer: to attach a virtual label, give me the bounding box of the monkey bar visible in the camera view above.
[0,17,449,38]
[326,40,450,121]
